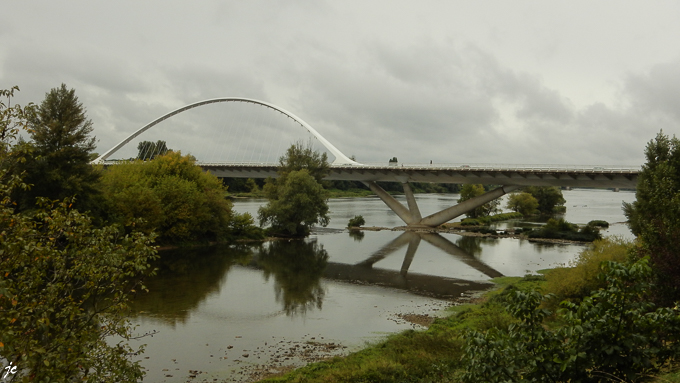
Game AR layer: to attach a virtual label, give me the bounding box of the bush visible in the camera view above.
[544,237,632,308]
[348,215,366,228]
[527,218,602,242]
[462,258,680,382]
[588,219,609,228]
[100,151,236,244]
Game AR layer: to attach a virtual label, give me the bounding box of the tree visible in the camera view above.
[137,140,170,160]
[277,141,329,183]
[458,184,500,218]
[623,131,680,301]
[17,84,101,214]
[506,192,539,216]
[259,169,330,237]
[258,143,330,237]
[524,186,566,215]
[0,87,34,182]
[99,151,248,244]
[0,87,157,381]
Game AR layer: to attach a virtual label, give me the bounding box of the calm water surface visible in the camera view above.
[130,189,635,382]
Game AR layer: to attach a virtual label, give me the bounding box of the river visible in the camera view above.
[129,189,635,382]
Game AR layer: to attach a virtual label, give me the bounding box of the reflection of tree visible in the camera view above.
[348,229,364,242]
[455,236,484,257]
[256,240,329,316]
[130,245,252,326]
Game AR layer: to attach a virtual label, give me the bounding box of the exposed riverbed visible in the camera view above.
[129,189,635,382]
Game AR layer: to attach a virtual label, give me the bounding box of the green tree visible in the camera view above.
[137,140,170,160]
[258,143,331,237]
[99,151,246,244]
[259,169,330,237]
[524,186,566,215]
[16,84,101,214]
[0,88,157,381]
[0,87,34,182]
[458,184,500,218]
[505,192,539,216]
[623,131,680,301]
[277,141,329,183]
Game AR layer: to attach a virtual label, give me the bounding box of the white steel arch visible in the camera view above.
[93,97,361,165]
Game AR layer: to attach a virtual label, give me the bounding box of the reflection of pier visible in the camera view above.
[323,232,500,299]
[356,232,504,278]
[322,263,493,299]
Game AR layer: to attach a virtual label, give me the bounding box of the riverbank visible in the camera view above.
[250,269,680,383]
[353,225,597,245]
[249,275,533,382]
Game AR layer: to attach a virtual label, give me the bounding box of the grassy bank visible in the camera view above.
[256,276,542,383]
[257,237,680,382]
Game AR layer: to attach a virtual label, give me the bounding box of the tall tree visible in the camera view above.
[17,84,100,213]
[623,131,680,301]
[137,140,170,160]
[458,184,500,218]
[524,186,566,215]
[258,142,330,237]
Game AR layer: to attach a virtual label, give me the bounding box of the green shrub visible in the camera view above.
[544,237,631,307]
[462,258,680,382]
[527,218,602,241]
[460,218,482,226]
[588,219,609,228]
[348,215,366,228]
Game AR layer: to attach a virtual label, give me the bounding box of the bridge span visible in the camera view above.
[200,162,638,189]
[202,162,638,228]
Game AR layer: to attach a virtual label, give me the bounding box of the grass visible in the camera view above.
[256,276,539,383]
[256,259,680,382]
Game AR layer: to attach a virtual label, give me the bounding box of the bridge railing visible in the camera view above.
[196,161,640,173]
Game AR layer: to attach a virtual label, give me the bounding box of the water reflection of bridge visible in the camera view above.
[321,232,498,299]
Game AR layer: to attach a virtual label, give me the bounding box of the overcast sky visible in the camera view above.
[2,1,680,166]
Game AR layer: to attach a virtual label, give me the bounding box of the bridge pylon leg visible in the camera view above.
[419,185,521,227]
[366,182,521,228]
[364,181,416,224]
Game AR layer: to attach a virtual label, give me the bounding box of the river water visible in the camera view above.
[129,189,635,382]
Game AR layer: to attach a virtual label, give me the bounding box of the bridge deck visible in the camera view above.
[200,163,639,189]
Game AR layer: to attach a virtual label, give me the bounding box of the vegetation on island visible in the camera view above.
[347,215,366,228]
[99,151,264,244]
[458,184,501,218]
[258,142,331,237]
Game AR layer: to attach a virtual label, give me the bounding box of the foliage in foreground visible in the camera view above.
[624,130,680,302]
[0,172,157,381]
[463,258,680,382]
[544,237,631,308]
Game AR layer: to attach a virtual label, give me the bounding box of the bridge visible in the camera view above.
[94,97,639,228]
